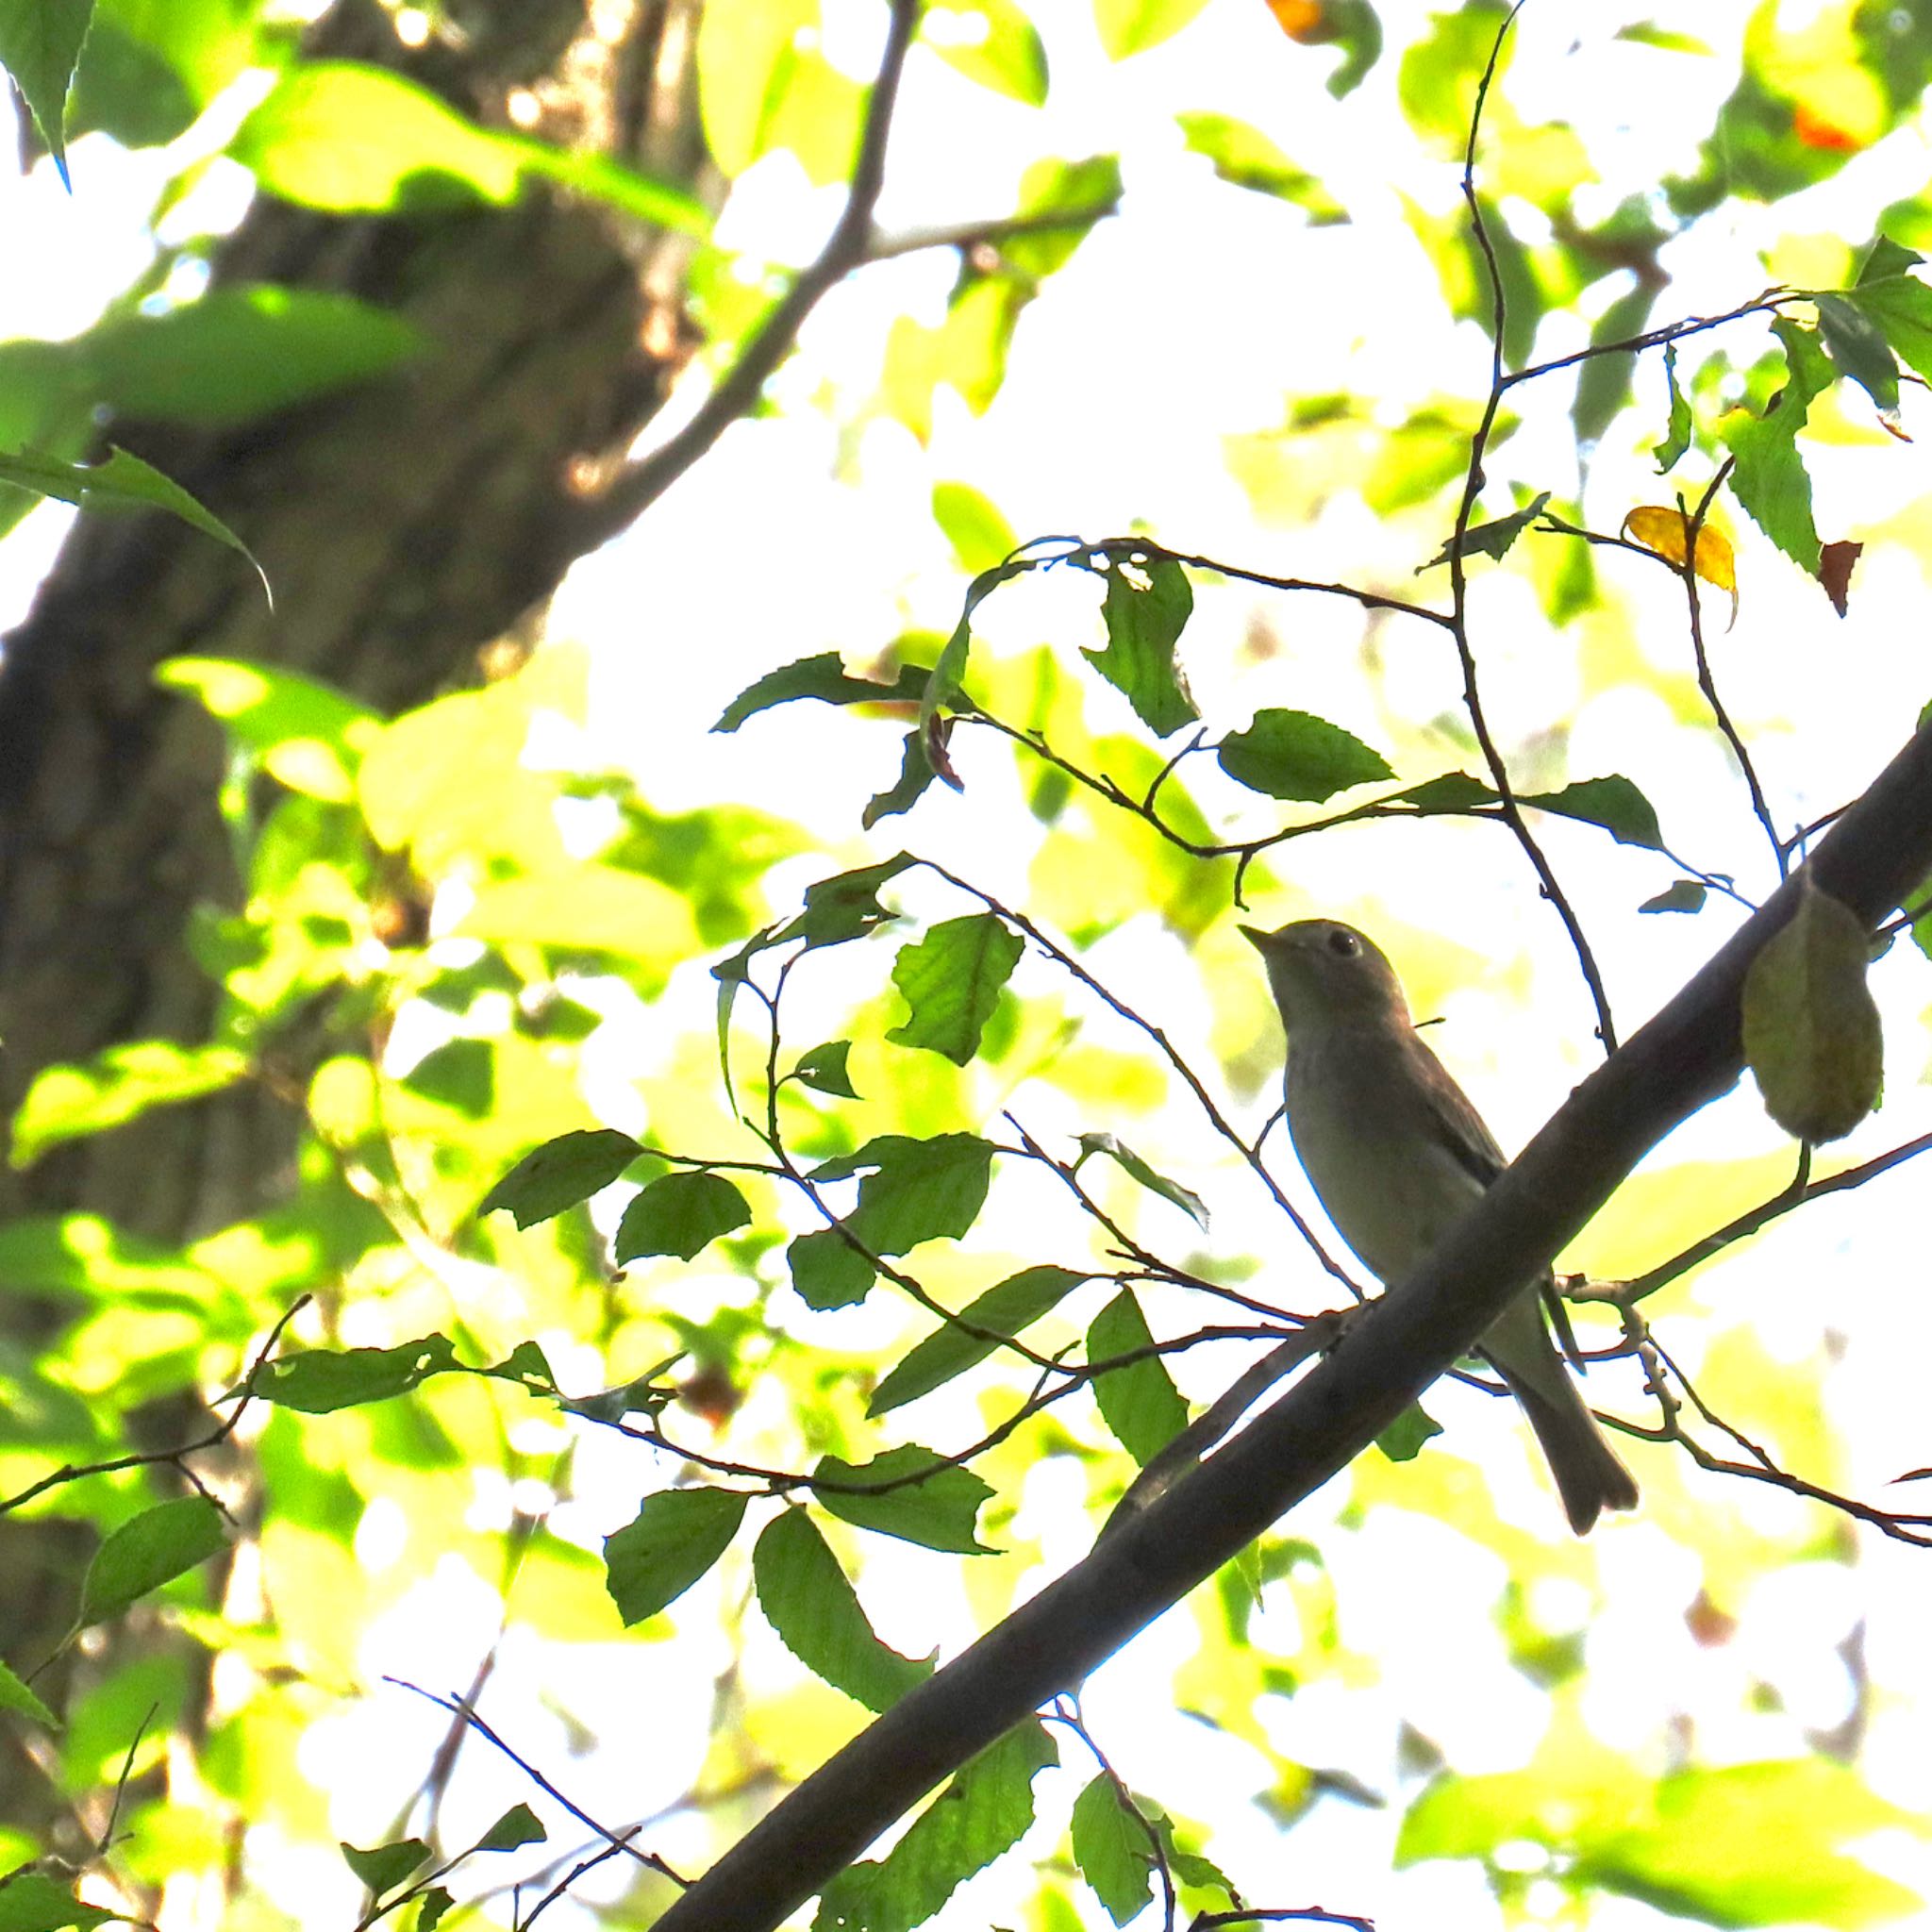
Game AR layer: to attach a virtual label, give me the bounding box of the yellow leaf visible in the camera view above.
[1620,506,1739,626]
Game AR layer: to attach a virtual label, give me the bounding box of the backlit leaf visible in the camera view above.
[604,1488,748,1624]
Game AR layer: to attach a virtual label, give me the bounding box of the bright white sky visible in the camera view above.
[8,2,1932,1926]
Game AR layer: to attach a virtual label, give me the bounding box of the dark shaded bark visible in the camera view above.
[0,0,709,1850]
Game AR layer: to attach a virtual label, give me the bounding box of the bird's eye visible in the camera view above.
[1325,928,1361,958]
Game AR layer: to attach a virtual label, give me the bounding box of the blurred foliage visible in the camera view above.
[4,3,1932,1932]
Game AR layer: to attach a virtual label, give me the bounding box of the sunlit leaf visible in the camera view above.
[604,1487,748,1624]
[1088,1290,1188,1466]
[791,1040,858,1098]
[932,480,1020,575]
[1081,553,1198,737]
[1094,0,1211,60]
[1652,341,1693,472]
[158,656,379,803]
[1074,1133,1208,1227]
[11,1043,251,1169]
[811,1133,997,1254]
[0,0,91,183]
[254,1335,460,1413]
[1720,317,1834,575]
[922,0,1048,107]
[753,1510,933,1711]
[1175,111,1346,221]
[886,914,1024,1064]
[1071,1775,1155,1925]
[340,1840,432,1897]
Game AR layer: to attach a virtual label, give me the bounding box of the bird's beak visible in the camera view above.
[1237,924,1270,951]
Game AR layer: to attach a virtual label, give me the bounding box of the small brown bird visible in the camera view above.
[1242,917,1639,1534]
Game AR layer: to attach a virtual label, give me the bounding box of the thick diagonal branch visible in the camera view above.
[650,711,1932,1932]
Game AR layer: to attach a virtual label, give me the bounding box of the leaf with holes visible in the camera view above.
[1082,553,1198,737]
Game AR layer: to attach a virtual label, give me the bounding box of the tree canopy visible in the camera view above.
[5,4,1932,1931]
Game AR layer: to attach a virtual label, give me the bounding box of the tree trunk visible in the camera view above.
[0,0,711,1853]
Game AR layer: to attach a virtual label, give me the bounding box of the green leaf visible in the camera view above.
[1374,1403,1442,1462]
[1720,317,1834,575]
[475,1804,545,1853]
[792,1040,858,1098]
[477,1128,643,1228]
[1071,1775,1155,1925]
[417,1889,455,1931]
[232,61,706,231]
[932,480,1019,575]
[1641,879,1707,914]
[1421,491,1552,569]
[0,1870,115,1932]
[0,1658,57,1730]
[254,1335,461,1414]
[1074,1133,1208,1227]
[813,1722,1056,1932]
[752,1511,933,1711]
[870,1265,1089,1415]
[923,0,1048,107]
[0,444,266,586]
[78,286,425,429]
[79,1496,226,1626]
[11,1042,251,1168]
[1174,111,1345,222]
[158,655,379,802]
[340,1839,432,1897]
[1845,263,1932,384]
[1524,774,1663,850]
[1088,1290,1188,1466]
[1217,708,1393,802]
[1293,0,1382,97]
[0,0,92,183]
[886,915,1024,1064]
[1857,237,1923,287]
[783,853,919,950]
[614,1172,752,1263]
[920,558,1029,739]
[1813,291,1899,416]
[1094,0,1212,60]
[1742,877,1882,1142]
[1000,154,1124,276]
[1574,283,1658,450]
[603,1488,749,1625]
[812,1445,995,1553]
[788,1227,876,1310]
[812,1133,997,1253]
[713,652,929,732]
[1652,340,1693,472]
[1082,553,1198,737]
[863,729,941,830]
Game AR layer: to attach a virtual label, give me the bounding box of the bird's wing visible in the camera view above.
[1402,1029,1508,1187]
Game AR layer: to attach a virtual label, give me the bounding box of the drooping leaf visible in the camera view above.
[0,1659,57,1730]
[1088,1290,1188,1466]
[11,1042,251,1169]
[79,1496,227,1627]
[812,1445,995,1553]
[614,1172,752,1263]
[1720,317,1834,574]
[1742,876,1882,1142]
[1074,1133,1208,1227]
[1071,1775,1156,1925]
[1217,708,1393,802]
[886,915,1024,1065]
[753,1510,933,1711]
[788,1226,877,1311]
[1080,552,1197,737]
[812,1722,1056,1932]
[1174,111,1345,221]
[0,445,265,588]
[870,1266,1090,1415]
[603,1487,749,1625]
[713,652,929,733]
[1620,506,1737,622]
[1652,341,1693,472]
[863,728,941,829]
[477,1128,643,1228]
[0,0,92,183]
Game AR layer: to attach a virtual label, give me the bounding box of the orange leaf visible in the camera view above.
[1621,506,1740,626]
[1266,0,1324,38]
